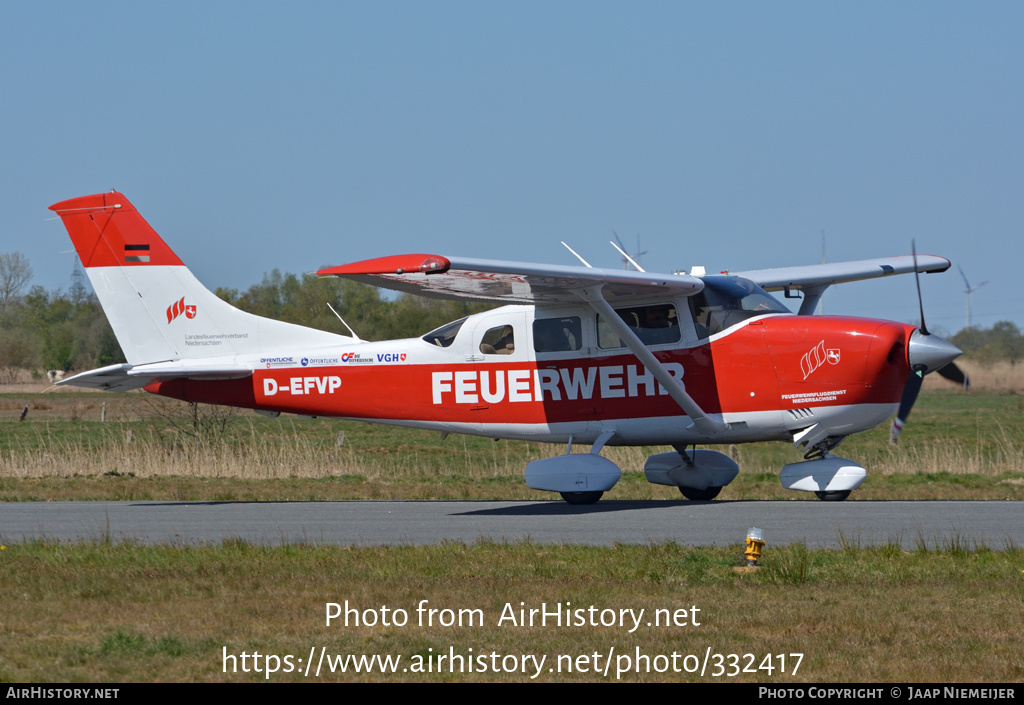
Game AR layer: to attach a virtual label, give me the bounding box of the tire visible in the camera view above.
[679,485,723,501]
[559,491,604,505]
[814,490,851,502]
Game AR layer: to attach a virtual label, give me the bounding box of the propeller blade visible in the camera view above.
[936,362,971,390]
[912,239,928,336]
[890,371,923,444]
[894,240,966,442]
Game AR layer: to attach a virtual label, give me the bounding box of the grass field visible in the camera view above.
[1,377,1022,683]
[1,378,1022,502]
[0,540,1021,683]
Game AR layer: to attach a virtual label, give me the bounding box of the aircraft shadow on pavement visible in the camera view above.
[452,499,744,517]
[128,499,744,515]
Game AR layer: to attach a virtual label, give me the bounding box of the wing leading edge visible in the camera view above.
[731,254,951,291]
[317,255,705,304]
[319,253,949,305]
[730,254,951,316]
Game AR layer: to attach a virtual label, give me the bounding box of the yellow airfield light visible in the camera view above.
[744,527,765,567]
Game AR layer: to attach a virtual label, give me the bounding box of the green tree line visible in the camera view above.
[0,284,122,382]
[0,253,490,381]
[213,269,490,343]
[949,321,1024,365]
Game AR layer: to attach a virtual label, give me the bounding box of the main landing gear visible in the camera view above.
[645,446,739,501]
[529,432,867,503]
[678,485,723,501]
[559,491,604,505]
[814,490,851,502]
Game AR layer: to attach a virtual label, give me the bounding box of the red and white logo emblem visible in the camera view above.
[800,340,826,380]
[801,341,842,379]
[166,297,196,324]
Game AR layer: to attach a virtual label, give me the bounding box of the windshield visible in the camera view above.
[421,317,467,347]
[688,276,790,338]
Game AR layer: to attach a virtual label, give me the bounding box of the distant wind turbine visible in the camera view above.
[958,265,988,328]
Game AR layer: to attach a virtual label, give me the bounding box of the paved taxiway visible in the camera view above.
[2,500,1022,548]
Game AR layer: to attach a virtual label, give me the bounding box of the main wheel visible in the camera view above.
[560,491,604,505]
[679,485,723,501]
[814,490,851,502]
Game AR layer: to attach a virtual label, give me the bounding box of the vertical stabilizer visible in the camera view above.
[50,192,350,364]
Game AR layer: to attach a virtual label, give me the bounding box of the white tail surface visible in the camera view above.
[50,192,351,365]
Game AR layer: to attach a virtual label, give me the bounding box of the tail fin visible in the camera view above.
[50,192,350,364]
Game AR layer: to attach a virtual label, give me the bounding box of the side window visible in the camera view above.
[479,325,515,355]
[598,314,624,349]
[598,304,680,348]
[533,317,581,353]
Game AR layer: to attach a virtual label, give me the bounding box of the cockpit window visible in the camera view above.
[422,317,467,347]
[688,276,790,338]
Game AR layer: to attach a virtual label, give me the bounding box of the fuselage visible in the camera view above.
[145,299,914,447]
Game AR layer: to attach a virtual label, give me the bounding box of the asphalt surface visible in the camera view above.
[2,499,1022,549]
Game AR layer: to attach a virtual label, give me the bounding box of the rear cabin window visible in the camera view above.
[597,304,680,349]
[533,316,582,353]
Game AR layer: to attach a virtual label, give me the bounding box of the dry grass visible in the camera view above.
[926,358,1024,393]
[2,380,1023,501]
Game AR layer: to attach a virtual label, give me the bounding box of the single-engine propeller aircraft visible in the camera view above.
[51,191,963,504]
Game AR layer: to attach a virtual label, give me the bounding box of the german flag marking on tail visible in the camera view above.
[125,244,150,263]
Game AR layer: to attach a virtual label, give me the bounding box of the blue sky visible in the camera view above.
[3,2,1021,335]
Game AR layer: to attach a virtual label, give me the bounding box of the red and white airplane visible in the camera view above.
[51,191,961,504]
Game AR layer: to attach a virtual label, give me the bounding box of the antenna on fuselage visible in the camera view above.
[326,302,363,342]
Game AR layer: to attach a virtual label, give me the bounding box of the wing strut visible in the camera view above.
[578,286,726,435]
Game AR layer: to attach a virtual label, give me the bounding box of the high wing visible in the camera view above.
[731,254,950,290]
[319,254,722,433]
[730,254,951,315]
[317,254,704,304]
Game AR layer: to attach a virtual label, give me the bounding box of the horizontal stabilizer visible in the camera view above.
[58,362,253,392]
[57,364,144,392]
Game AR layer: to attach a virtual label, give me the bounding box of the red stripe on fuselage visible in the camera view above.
[145,317,913,425]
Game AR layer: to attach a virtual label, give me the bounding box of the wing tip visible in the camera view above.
[318,254,451,277]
